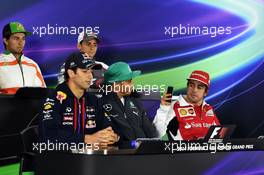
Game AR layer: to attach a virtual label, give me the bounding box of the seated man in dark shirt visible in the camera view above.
[101,62,157,145]
[39,52,119,147]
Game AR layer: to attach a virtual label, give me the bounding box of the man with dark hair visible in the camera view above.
[0,22,46,94]
[39,52,119,146]
[153,70,220,140]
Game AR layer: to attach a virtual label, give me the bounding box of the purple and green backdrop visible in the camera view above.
[1,0,264,174]
[1,0,264,143]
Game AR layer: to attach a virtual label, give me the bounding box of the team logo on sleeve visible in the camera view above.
[56,91,67,104]
[103,104,112,111]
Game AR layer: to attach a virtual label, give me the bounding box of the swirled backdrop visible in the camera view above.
[1,0,264,138]
[1,0,264,174]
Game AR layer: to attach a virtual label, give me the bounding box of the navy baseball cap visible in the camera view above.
[64,52,102,72]
[78,32,100,44]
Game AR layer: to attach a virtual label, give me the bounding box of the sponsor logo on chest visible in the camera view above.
[178,107,196,117]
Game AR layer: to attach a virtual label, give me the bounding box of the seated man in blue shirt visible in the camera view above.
[39,52,119,147]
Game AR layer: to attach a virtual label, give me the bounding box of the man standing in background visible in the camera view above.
[0,22,46,94]
[58,32,108,89]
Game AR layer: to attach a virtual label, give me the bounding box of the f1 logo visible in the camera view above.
[210,127,228,139]
[210,127,221,138]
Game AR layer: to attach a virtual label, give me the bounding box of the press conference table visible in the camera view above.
[35,139,264,175]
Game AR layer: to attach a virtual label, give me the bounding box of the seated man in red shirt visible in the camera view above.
[153,70,220,140]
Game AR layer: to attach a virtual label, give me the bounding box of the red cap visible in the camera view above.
[187,70,210,87]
